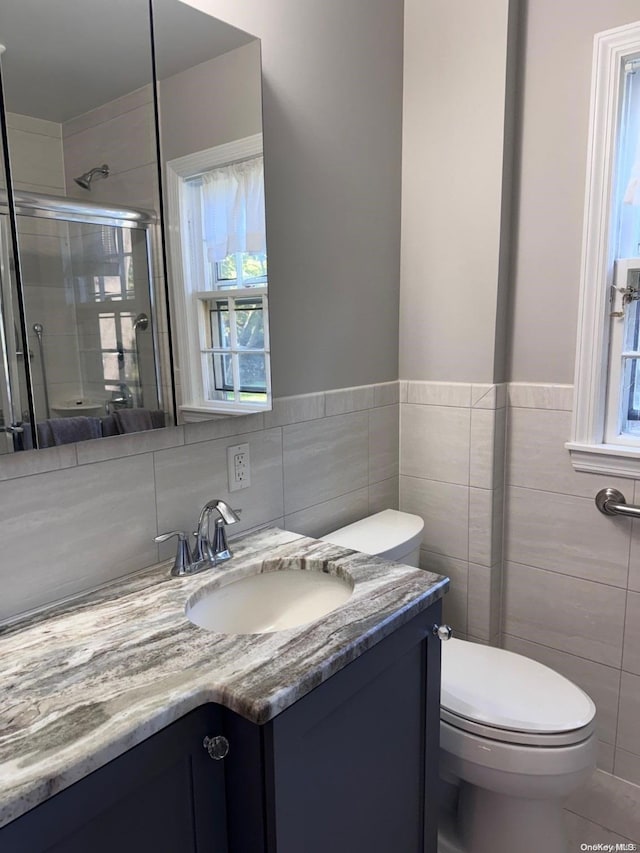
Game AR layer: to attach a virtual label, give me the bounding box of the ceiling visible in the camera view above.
[0,0,256,123]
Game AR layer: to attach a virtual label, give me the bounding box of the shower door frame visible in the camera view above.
[0,190,165,450]
[0,212,24,452]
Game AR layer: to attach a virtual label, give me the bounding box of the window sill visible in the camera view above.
[180,403,271,422]
[566,441,640,478]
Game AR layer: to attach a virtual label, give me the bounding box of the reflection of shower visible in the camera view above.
[74,164,110,191]
[1,189,161,451]
[33,323,51,419]
[133,313,149,406]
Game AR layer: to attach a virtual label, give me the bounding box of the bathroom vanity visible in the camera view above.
[0,528,447,853]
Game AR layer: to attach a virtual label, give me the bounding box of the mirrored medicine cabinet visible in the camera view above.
[0,0,271,455]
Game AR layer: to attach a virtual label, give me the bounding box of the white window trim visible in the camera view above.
[567,21,640,478]
[165,134,271,420]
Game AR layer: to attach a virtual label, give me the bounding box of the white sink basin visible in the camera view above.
[185,559,354,634]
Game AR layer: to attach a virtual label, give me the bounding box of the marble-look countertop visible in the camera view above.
[0,526,448,828]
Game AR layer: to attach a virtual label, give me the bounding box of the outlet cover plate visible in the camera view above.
[227,443,251,492]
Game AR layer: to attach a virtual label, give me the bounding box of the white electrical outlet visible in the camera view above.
[227,442,251,491]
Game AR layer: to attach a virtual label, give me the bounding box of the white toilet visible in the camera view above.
[321,509,597,853]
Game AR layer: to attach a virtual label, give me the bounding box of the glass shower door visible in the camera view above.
[67,220,159,417]
[14,215,160,431]
[0,41,33,454]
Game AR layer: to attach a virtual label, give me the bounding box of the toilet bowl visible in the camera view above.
[439,638,596,853]
[322,510,598,853]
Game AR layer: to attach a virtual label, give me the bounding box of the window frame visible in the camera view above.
[568,20,640,477]
[214,250,268,289]
[165,133,271,421]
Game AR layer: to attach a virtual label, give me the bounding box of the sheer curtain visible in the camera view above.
[201,156,266,262]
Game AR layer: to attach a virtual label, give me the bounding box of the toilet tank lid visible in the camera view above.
[441,639,596,733]
[320,509,424,559]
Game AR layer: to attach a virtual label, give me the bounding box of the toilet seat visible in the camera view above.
[441,639,596,744]
[441,707,596,747]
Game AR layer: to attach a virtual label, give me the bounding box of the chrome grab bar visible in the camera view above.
[595,488,640,519]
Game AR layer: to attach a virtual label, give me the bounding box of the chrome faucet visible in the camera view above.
[156,499,241,577]
[194,499,241,564]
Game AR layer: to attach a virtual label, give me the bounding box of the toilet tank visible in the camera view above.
[320,509,424,567]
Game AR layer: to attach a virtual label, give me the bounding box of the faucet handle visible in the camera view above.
[212,516,233,563]
[154,531,194,577]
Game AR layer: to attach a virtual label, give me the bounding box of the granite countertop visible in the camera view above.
[0,526,448,828]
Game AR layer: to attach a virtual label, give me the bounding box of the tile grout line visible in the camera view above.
[500,631,622,675]
[280,425,286,525]
[612,589,629,776]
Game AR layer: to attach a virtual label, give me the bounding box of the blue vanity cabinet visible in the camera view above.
[223,598,442,853]
[0,704,229,853]
[0,599,441,853]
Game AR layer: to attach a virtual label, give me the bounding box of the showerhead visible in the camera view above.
[74,164,110,190]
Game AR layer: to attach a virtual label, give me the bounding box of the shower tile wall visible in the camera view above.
[62,85,158,212]
[4,114,82,421]
[5,92,166,422]
[16,217,83,419]
[0,381,399,623]
[4,112,65,195]
[62,87,171,418]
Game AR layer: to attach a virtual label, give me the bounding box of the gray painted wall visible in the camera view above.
[400,0,640,387]
[400,0,516,384]
[185,0,404,397]
[508,0,640,383]
[158,41,263,163]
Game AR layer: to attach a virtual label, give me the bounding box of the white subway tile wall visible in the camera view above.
[0,382,400,623]
[565,768,640,846]
[6,112,65,195]
[282,412,369,514]
[399,380,640,839]
[62,86,157,210]
[400,381,505,645]
[0,454,158,620]
[504,383,640,819]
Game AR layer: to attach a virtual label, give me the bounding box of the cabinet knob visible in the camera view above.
[432,624,453,641]
[203,735,229,760]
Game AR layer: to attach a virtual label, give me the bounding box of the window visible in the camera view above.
[165,134,271,419]
[569,22,640,476]
[203,290,268,401]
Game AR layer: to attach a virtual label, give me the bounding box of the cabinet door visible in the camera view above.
[0,705,228,853]
[264,603,441,853]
